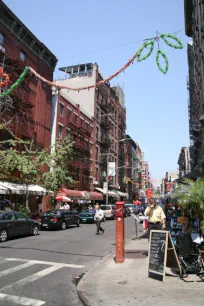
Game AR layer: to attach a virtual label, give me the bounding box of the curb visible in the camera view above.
[77,253,114,306]
[77,229,148,306]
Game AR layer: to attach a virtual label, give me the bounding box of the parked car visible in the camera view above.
[125,204,134,215]
[0,211,40,242]
[134,205,145,215]
[138,213,148,224]
[79,209,106,223]
[41,210,80,230]
[100,205,116,220]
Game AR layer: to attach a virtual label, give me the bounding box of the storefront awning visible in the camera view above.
[95,187,118,198]
[89,192,103,200]
[0,181,49,195]
[113,190,128,198]
[59,188,85,199]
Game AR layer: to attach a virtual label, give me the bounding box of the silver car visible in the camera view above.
[100,205,115,220]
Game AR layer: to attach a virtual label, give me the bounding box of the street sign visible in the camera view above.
[108,162,116,177]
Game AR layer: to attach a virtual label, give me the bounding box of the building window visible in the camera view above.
[20,51,26,62]
[95,146,98,161]
[86,122,89,130]
[90,126,93,136]
[96,127,99,140]
[101,131,104,142]
[96,108,99,120]
[58,125,63,139]
[67,108,72,117]
[66,129,69,138]
[59,103,64,118]
[0,33,5,46]
[74,114,77,123]
[95,167,98,180]
[90,144,93,154]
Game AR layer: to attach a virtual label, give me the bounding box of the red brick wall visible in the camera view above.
[0,23,54,150]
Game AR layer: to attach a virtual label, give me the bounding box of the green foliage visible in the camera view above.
[172,178,204,232]
[0,126,75,195]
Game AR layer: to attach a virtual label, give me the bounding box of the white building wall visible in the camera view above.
[56,68,97,118]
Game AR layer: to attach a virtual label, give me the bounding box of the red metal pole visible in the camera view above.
[115,201,125,263]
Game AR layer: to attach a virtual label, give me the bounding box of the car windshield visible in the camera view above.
[101,206,111,210]
[125,204,133,208]
[81,209,94,213]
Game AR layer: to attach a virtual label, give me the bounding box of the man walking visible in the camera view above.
[145,198,166,239]
[94,203,105,235]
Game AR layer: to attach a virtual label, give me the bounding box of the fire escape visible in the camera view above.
[0,51,35,140]
[67,112,91,190]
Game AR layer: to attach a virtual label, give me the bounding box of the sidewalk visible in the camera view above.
[77,235,204,306]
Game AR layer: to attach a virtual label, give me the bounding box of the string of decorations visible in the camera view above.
[0,33,183,96]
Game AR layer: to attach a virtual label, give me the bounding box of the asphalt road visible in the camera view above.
[0,217,143,306]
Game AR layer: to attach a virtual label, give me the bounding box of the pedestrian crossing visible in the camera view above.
[0,256,85,305]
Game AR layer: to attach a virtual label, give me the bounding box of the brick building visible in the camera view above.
[178,146,191,178]
[56,63,126,192]
[0,1,57,149]
[52,90,94,191]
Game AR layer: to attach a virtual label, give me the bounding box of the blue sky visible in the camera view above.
[4,0,189,181]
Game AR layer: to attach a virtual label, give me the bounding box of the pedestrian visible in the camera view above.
[94,203,105,235]
[64,203,70,210]
[145,198,166,239]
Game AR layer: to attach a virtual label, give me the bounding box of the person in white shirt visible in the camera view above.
[94,203,105,235]
[64,203,70,210]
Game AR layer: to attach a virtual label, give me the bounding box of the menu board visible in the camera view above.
[149,231,167,275]
[148,230,181,282]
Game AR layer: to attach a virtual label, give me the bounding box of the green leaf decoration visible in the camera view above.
[156,49,169,74]
[0,66,30,97]
[160,33,183,49]
[137,40,155,62]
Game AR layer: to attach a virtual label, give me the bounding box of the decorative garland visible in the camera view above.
[137,40,155,62]
[0,66,29,97]
[160,33,183,49]
[0,67,9,87]
[0,33,183,96]
[156,49,169,74]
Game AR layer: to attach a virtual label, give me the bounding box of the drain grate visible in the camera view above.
[125,250,148,259]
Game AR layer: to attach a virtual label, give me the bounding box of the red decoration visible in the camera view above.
[0,67,9,87]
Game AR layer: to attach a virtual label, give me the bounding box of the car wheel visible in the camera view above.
[0,229,8,242]
[32,225,39,236]
[61,222,66,230]
[77,219,80,227]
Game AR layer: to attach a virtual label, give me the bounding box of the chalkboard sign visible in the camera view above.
[148,230,181,282]
[149,231,167,274]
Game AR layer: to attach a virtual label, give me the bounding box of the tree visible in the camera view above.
[0,124,75,209]
[172,178,204,234]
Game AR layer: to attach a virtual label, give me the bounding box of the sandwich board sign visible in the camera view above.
[148,230,181,282]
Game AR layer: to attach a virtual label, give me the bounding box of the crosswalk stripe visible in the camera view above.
[0,293,45,306]
[0,262,35,278]
[5,257,85,268]
[1,265,62,292]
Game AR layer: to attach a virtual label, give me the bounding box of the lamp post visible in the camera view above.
[105,138,128,205]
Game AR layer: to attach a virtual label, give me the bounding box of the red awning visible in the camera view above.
[89,192,104,201]
[59,188,85,199]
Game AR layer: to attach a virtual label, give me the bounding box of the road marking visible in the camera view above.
[0,262,35,278]
[5,257,85,268]
[0,293,45,306]
[1,265,62,291]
